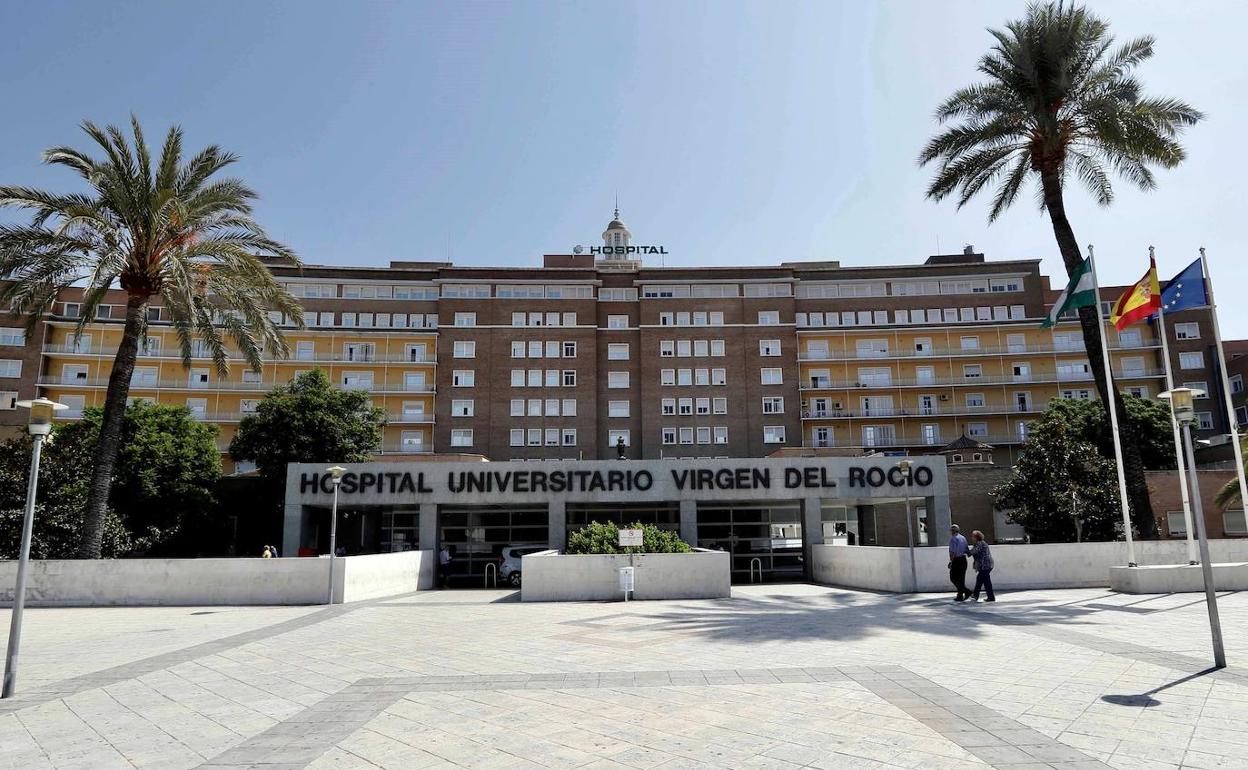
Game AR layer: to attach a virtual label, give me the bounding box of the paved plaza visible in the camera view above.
[1,585,1247,770]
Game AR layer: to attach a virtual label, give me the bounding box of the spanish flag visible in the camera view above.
[1109,259,1161,331]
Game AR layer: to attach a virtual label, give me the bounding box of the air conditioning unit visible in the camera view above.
[939,394,950,401]
[833,401,843,410]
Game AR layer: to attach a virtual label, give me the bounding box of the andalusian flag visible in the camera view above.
[1040,257,1097,328]
[1109,259,1161,331]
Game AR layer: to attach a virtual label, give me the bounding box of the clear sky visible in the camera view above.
[2,1,1245,333]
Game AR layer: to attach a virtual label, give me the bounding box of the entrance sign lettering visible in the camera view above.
[298,462,935,500]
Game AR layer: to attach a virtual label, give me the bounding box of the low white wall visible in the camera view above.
[1110,562,1248,593]
[336,550,434,603]
[811,540,1248,593]
[521,549,731,602]
[0,550,434,607]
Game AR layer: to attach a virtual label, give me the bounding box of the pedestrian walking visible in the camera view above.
[969,530,996,602]
[948,524,971,602]
[438,545,453,588]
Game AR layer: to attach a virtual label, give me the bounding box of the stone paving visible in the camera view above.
[0,585,1246,769]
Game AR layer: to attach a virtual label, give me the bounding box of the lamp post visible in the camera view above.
[897,460,918,593]
[1159,387,1226,669]
[326,465,346,604]
[3,397,67,699]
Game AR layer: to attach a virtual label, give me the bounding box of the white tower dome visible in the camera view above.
[601,206,631,257]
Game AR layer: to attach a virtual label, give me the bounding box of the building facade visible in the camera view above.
[0,212,1230,472]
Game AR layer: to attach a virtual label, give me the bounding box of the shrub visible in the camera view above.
[565,521,692,555]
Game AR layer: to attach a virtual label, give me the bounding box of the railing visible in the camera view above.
[43,344,437,364]
[798,368,1165,390]
[376,444,433,455]
[804,432,1028,449]
[37,376,436,393]
[797,340,1156,360]
[801,403,1049,419]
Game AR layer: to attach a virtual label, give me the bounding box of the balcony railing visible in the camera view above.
[38,376,436,393]
[43,344,436,364]
[805,432,1028,449]
[376,444,433,455]
[801,403,1049,419]
[59,409,435,425]
[797,340,1156,361]
[798,367,1165,390]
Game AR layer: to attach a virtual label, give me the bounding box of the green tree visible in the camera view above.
[229,368,386,497]
[1215,437,1247,508]
[0,117,302,558]
[994,396,1173,541]
[919,2,1202,539]
[0,402,220,558]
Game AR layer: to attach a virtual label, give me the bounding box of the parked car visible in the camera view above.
[498,544,548,587]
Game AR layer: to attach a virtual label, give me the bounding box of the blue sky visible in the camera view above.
[3,1,1245,333]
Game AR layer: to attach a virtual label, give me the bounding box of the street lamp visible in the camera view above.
[1159,387,1226,669]
[326,465,346,604]
[897,460,918,593]
[3,397,67,699]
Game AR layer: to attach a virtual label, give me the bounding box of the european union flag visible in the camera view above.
[1156,258,1208,315]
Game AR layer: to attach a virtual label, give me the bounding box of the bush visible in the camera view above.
[565,521,692,554]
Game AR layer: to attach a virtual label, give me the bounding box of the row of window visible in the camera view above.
[660,368,733,386]
[661,426,730,445]
[509,428,580,446]
[510,369,578,387]
[509,399,578,417]
[796,277,1024,299]
[661,397,730,415]
[511,341,579,359]
[797,306,1027,328]
[659,340,727,358]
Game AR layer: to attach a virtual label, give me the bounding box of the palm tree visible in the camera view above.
[1215,438,1246,508]
[919,2,1202,539]
[0,117,303,558]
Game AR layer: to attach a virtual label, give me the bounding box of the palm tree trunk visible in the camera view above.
[1039,171,1158,539]
[77,295,148,558]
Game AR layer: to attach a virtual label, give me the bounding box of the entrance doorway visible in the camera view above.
[695,501,804,583]
[438,505,548,587]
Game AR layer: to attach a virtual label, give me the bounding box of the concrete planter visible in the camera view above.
[1110,562,1248,593]
[520,549,730,602]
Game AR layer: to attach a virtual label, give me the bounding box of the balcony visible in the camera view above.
[43,344,437,364]
[376,444,433,455]
[801,403,1050,420]
[805,432,1028,449]
[797,340,1157,361]
[37,376,437,394]
[798,367,1166,390]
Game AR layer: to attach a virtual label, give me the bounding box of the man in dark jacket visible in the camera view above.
[948,524,971,602]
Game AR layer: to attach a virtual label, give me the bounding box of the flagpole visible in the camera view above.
[1152,247,1198,564]
[1088,245,1138,567]
[1200,247,1248,520]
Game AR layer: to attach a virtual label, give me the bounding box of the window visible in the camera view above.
[713,397,727,414]
[679,427,694,445]
[1225,510,1247,535]
[452,370,475,387]
[511,341,525,358]
[563,341,577,358]
[608,343,629,360]
[695,427,712,445]
[562,370,577,387]
[966,393,986,408]
[343,342,375,362]
[1197,412,1214,430]
[757,311,780,325]
[189,368,211,387]
[1180,352,1203,369]
[759,339,781,357]
[696,397,710,415]
[530,341,544,358]
[763,425,787,444]
[562,399,577,416]
[608,371,630,389]
[608,400,630,417]
[562,429,577,446]
[762,396,784,414]
[710,340,725,357]
[678,397,693,415]
[661,369,675,386]
[510,429,524,447]
[608,430,630,447]
[694,368,709,386]
[662,428,677,445]
[960,336,979,351]
[856,339,889,358]
[963,364,982,379]
[1231,375,1243,394]
[693,340,708,357]
[510,399,524,417]
[403,372,427,391]
[659,340,674,357]
[295,341,315,361]
[450,429,473,447]
[0,360,22,378]
[608,314,629,329]
[545,428,560,446]
[713,426,728,444]
[545,370,559,387]
[527,429,542,446]
[1182,381,1209,398]
[341,371,372,390]
[453,312,476,327]
[710,312,724,326]
[186,398,207,419]
[1237,405,1248,427]
[0,328,24,346]
[1166,511,1188,537]
[62,302,81,318]
[677,369,692,386]
[242,369,262,384]
[1174,323,1201,340]
[0,391,15,410]
[661,398,676,415]
[453,341,476,358]
[510,370,524,387]
[451,400,474,417]
[761,368,783,385]
[967,422,988,437]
